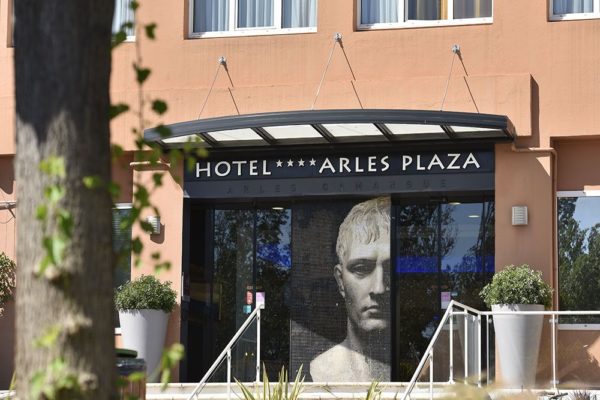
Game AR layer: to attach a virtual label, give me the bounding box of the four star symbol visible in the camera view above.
[274,158,317,168]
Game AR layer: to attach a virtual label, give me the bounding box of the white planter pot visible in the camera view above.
[492,304,544,388]
[119,309,170,382]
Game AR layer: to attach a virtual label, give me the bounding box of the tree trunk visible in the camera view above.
[14,1,115,399]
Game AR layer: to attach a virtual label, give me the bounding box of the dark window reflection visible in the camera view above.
[187,207,291,382]
[394,199,494,381]
[558,197,600,321]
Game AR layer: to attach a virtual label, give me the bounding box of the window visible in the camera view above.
[550,0,600,20]
[557,192,600,326]
[113,0,135,40]
[190,0,317,37]
[358,0,492,29]
[113,204,132,330]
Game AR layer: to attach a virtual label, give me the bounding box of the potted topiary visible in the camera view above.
[0,252,16,317]
[115,275,177,382]
[480,264,552,388]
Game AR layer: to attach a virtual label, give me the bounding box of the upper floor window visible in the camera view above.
[359,0,492,29]
[113,0,136,40]
[190,0,317,38]
[550,0,600,20]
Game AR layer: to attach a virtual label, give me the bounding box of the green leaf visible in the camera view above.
[134,65,151,84]
[30,370,46,399]
[130,0,139,10]
[108,182,122,201]
[151,99,168,115]
[35,325,61,348]
[154,125,172,139]
[36,205,48,221]
[145,23,157,39]
[112,31,127,49]
[110,103,130,120]
[39,156,66,178]
[83,176,103,189]
[131,237,143,255]
[127,371,146,383]
[152,173,163,187]
[111,144,125,158]
[44,185,65,203]
[57,210,73,237]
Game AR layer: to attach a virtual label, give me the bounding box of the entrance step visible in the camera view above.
[146,382,450,400]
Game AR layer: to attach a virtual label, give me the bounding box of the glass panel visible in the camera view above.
[558,196,600,322]
[395,203,439,381]
[361,0,399,24]
[194,0,229,32]
[113,0,135,36]
[553,0,593,14]
[441,202,492,310]
[256,209,292,378]
[213,209,255,364]
[282,0,317,28]
[322,123,383,137]
[407,0,447,20]
[394,199,493,381]
[238,0,274,28]
[208,129,265,142]
[453,0,492,19]
[387,123,446,135]
[113,207,132,328]
[264,125,325,139]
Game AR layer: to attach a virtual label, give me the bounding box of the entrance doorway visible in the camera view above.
[393,198,494,380]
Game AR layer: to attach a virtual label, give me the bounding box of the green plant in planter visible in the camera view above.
[115,275,177,312]
[0,252,16,316]
[480,264,553,308]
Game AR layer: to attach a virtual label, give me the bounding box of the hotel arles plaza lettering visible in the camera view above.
[192,152,486,179]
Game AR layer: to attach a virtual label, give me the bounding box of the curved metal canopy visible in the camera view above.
[144,109,515,149]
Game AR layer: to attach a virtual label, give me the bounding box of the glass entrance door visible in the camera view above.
[187,206,291,382]
[393,198,494,381]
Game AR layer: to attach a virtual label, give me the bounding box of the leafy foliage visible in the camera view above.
[235,365,304,400]
[115,275,177,312]
[0,252,16,315]
[480,264,552,308]
[558,197,600,314]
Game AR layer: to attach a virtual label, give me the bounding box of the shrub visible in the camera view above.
[0,252,16,316]
[480,264,553,308]
[115,275,177,313]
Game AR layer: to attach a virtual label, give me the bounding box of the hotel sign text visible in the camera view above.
[184,151,494,198]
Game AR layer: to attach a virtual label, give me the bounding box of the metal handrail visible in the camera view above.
[400,301,600,400]
[187,303,264,400]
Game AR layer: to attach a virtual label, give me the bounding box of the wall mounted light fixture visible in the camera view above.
[146,215,161,235]
[512,206,528,226]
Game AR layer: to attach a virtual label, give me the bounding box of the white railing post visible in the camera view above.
[227,349,232,400]
[551,315,557,391]
[429,349,434,400]
[477,314,482,387]
[464,313,468,384]
[256,305,262,383]
[486,315,491,384]
[449,307,454,383]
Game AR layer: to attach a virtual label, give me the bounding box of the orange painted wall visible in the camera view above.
[1,0,600,385]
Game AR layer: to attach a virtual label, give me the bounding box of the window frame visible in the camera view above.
[357,0,493,30]
[188,0,317,38]
[113,202,133,335]
[549,0,600,21]
[556,190,600,330]
[113,0,136,42]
